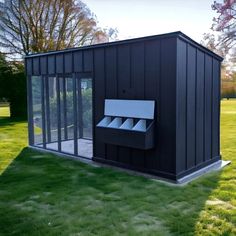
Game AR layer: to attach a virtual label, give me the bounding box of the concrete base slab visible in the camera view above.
[176,160,231,185]
[37,139,93,158]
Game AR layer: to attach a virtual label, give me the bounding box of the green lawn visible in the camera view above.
[0,101,235,235]
[0,105,10,117]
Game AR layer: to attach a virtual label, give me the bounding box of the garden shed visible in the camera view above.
[25,31,223,183]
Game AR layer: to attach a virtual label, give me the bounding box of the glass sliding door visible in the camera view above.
[30,73,93,159]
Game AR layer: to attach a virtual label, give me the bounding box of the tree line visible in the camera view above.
[201,0,236,99]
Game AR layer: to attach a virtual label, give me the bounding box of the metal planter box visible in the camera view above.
[96,124,154,150]
[96,99,155,150]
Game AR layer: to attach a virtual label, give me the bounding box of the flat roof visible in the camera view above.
[25,31,223,61]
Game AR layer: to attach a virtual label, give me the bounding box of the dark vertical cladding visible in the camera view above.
[33,57,40,75]
[48,55,55,75]
[74,51,83,72]
[196,50,205,166]
[144,40,161,170]
[117,44,131,99]
[130,42,145,168]
[105,47,118,162]
[160,37,177,174]
[56,54,63,74]
[105,47,117,98]
[94,48,106,158]
[131,42,145,99]
[25,32,222,182]
[176,38,187,174]
[204,55,213,162]
[212,59,220,158]
[83,50,93,72]
[176,37,221,178]
[26,58,32,75]
[64,53,72,73]
[117,44,131,165]
[40,56,47,75]
[186,44,196,169]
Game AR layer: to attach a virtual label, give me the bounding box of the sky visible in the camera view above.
[83,0,219,43]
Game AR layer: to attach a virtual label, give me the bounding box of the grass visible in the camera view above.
[0,106,10,117]
[0,100,235,235]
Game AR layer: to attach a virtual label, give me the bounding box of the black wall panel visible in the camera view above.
[131,43,145,99]
[105,47,118,162]
[73,51,83,72]
[212,59,220,158]
[56,54,63,74]
[83,50,93,72]
[48,55,55,75]
[176,40,220,177]
[33,57,40,75]
[196,50,205,165]
[160,38,177,174]
[144,40,160,100]
[130,43,145,168]
[117,44,131,165]
[186,45,196,169]
[94,48,106,158]
[40,56,47,75]
[105,47,117,98]
[144,40,161,170]
[117,44,131,99]
[175,39,221,178]
[64,53,72,74]
[26,58,32,75]
[204,55,213,162]
[176,39,187,174]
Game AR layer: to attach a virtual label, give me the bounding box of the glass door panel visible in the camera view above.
[32,76,43,146]
[47,76,58,150]
[61,77,75,154]
[81,78,92,139]
[76,75,93,158]
[59,77,65,141]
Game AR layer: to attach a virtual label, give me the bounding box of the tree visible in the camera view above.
[201,32,229,58]
[0,53,11,100]
[212,0,236,49]
[0,0,116,58]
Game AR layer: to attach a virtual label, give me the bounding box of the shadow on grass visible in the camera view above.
[0,117,28,175]
[0,147,222,235]
[0,117,27,126]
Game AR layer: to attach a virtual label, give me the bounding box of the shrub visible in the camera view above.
[9,70,27,118]
[0,54,27,119]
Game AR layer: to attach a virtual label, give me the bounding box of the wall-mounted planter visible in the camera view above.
[96,99,155,149]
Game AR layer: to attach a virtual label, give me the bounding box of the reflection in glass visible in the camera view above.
[81,78,92,139]
[30,75,93,158]
[47,77,58,150]
[61,77,74,154]
[32,76,42,145]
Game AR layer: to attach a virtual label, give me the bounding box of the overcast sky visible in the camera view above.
[83,0,219,43]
